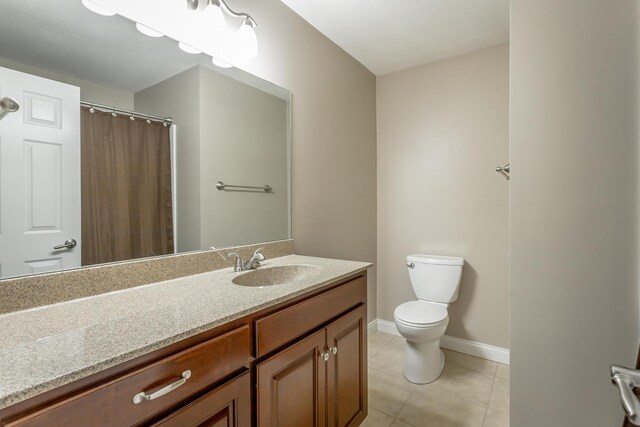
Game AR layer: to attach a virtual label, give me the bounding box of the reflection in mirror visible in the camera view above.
[0,0,291,280]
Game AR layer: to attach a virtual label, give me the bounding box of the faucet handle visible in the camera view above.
[228,252,243,270]
[252,248,265,261]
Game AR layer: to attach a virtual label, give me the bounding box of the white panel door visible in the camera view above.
[0,66,81,278]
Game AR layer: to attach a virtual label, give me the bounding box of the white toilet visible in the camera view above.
[393,254,464,384]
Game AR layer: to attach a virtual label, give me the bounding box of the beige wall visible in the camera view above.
[510,1,639,425]
[199,67,289,248]
[0,58,134,109]
[239,1,378,321]
[135,67,202,253]
[376,44,510,348]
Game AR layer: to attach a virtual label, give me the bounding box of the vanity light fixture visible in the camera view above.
[81,0,258,68]
[202,0,226,38]
[187,0,259,62]
[235,18,258,59]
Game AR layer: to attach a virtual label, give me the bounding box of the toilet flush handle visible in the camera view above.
[407,262,415,269]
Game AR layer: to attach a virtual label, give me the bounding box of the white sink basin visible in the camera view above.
[232,265,322,287]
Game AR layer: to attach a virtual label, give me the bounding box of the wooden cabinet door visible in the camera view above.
[326,305,367,427]
[150,371,251,427]
[256,329,327,427]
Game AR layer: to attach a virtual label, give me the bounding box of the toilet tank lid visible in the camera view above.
[407,254,464,266]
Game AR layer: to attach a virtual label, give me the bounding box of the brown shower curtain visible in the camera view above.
[81,107,174,266]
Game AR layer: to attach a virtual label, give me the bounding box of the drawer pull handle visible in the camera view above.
[132,370,191,404]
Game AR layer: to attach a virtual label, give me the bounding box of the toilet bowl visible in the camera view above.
[394,254,464,384]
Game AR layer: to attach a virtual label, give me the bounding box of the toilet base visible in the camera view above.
[403,339,445,384]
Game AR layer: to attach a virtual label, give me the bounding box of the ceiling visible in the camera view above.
[0,0,216,92]
[280,0,510,76]
[0,0,510,91]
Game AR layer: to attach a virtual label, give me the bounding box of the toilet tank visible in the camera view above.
[407,254,464,303]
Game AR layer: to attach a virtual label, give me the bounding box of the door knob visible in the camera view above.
[53,239,77,250]
[0,97,20,122]
[611,365,640,425]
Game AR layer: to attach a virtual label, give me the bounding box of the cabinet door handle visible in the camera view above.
[321,352,330,362]
[132,370,191,404]
[331,347,338,355]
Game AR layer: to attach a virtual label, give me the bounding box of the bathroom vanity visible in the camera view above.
[0,255,370,427]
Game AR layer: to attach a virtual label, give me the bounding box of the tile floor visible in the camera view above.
[364,331,509,427]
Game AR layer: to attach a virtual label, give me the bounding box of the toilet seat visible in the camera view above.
[394,301,448,327]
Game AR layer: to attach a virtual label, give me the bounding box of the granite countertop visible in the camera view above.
[0,255,371,409]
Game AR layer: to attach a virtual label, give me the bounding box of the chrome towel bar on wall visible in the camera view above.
[216,181,272,192]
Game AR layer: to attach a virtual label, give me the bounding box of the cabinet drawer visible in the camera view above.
[150,371,251,427]
[7,326,250,427]
[255,275,366,357]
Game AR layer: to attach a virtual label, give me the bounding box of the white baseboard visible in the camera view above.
[375,318,402,336]
[375,319,510,365]
[367,319,378,337]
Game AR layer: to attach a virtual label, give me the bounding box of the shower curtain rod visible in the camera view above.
[80,101,173,126]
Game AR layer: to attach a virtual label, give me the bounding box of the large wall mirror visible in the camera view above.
[0,0,291,280]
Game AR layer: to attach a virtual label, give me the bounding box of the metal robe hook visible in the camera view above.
[496,163,510,180]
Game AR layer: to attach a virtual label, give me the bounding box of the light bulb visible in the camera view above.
[185,0,199,11]
[179,42,202,54]
[136,23,164,38]
[203,2,226,35]
[236,20,258,60]
[212,57,232,68]
[81,0,115,16]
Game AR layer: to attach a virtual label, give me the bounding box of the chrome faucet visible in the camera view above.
[228,248,265,272]
[245,248,265,270]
